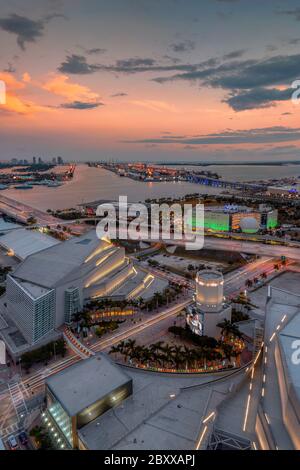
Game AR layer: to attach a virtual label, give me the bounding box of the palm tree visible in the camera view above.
[153,292,162,309]
[183,345,193,370]
[171,345,184,370]
[140,347,152,366]
[72,311,83,330]
[117,340,127,360]
[109,344,121,359]
[217,319,232,337]
[125,339,137,359]
[162,344,174,367]
[130,345,143,364]
[221,343,234,365]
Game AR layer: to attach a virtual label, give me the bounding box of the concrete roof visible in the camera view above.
[0,228,60,260]
[17,279,53,300]
[0,218,22,232]
[46,353,131,417]
[77,365,249,450]
[11,230,110,287]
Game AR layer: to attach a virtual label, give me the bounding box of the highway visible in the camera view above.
[1,193,300,260]
[0,194,57,225]
[203,237,300,261]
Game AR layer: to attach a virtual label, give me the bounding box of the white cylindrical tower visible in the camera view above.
[195,270,224,312]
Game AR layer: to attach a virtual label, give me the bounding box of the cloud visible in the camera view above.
[169,40,195,53]
[58,54,100,74]
[116,57,156,68]
[59,100,104,110]
[58,49,247,77]
[85,47,106,55]
[43,74,100,101]
[57,53,220,75]
[277,8,300,21]
[153,52,300,110]
[154,54,300,89]
[22,72,31,83]
[3,63,16,73]
[110,92,128,97]
[225,87,293,111]
[0,13,64,50]
[207,55,300,90]
[287,38,300,45]
[124,126,300,146]
[0,71,48,115]
[129,100,178,113]
[222,49,246,60]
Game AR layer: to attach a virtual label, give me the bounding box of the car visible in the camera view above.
[7,435,18,450]
[18,431,28,446]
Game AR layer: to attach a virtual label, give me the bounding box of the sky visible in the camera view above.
[1,0,300,162]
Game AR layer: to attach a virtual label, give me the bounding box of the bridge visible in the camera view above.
[0,194,57,225]
[187,174,268,192]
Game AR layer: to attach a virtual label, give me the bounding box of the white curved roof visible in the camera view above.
[0,228,60,260]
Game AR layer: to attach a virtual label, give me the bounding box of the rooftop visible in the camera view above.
[17,279,53,299]
[196,269,223,281]
[11,230,112,287]
[77,365,253,450]
[46,353,131,417]
[0,228,60,260]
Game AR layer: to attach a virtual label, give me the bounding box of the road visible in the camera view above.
[0,194,57,225]
[143,255,282,298]
[203,237,300,261]
[1,193,300,260]
[0,299,191,436]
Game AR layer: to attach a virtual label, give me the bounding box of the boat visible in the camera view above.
[15,183,33,190]
[46,181,63,187]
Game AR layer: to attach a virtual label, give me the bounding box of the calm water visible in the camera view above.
[3,164,300,211]
[172,164,300,182]
[3,165,223,211]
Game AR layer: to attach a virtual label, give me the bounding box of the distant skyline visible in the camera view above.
[1,0,300,162]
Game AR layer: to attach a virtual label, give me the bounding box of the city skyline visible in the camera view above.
[1,0,300,161]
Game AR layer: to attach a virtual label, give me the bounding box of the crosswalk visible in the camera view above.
[0,420,19,440]
[8,380,28,421]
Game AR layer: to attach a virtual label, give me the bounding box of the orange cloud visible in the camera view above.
[0,72,25,91]
[129,99,178,113]
[42,74,100,102]
[0,72,52,115]
[22,72,31,83]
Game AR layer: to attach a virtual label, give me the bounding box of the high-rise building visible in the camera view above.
[4,231,136,355]
[57,156,63,165]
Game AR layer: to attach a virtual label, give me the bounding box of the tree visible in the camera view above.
[217,319,232,337]
[27,216,37,225]
[220,343,234,365]
[168,345,180,369]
